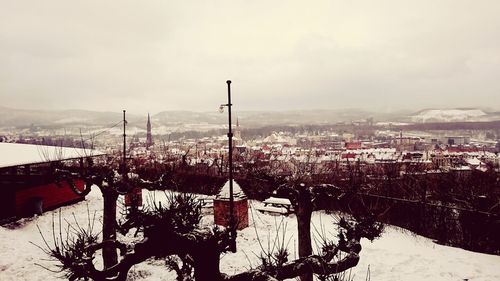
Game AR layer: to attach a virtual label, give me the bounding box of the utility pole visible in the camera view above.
[226,80,236,252]
[123,110,127,173]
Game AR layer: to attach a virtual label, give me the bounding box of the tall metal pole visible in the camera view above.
[123,110,126,172]
[226,80,236,252]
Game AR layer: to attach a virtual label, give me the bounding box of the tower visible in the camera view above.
[234,117,242,144]
[146,113,153,149]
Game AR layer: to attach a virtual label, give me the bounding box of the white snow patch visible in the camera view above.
[0,190,499,281]
[54,117,90,124]
[411,109,487,123]
[0,143,105,168]
[217,180,246,199]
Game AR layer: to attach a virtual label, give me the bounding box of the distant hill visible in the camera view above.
[397,120,500,131]
[11,106,500,131]
[409,108,500,123]
[0,106,142,128]
[3,106,500,134]
[152,109,408,127]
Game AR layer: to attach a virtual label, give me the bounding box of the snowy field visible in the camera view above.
[1,188,499,281]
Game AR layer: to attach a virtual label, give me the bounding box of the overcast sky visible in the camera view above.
[1,0,499,114]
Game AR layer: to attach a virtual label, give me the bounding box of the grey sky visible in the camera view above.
[1,0,499,114]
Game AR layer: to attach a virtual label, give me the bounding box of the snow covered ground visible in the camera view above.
[1,188,499,281]
[410,109,488,123]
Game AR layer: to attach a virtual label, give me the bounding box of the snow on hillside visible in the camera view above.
[54,117,91,124]
[1,189,499,281]
[411,109,487,123]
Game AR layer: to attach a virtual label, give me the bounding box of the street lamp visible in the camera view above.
[219,80,236,252]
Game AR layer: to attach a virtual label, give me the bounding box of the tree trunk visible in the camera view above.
[193,244,223,281]
[297,188,313,281]
[103,191,118,269]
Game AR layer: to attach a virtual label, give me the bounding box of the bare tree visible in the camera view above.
[42,150,383,280]
[261,150,356,281]
[39,188,382,281]
[54,157,136,269]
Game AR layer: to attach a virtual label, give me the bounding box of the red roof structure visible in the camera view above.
[0,143,105,221]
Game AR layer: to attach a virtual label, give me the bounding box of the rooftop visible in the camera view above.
[0,143,105,169]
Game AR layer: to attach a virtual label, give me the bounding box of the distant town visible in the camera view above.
[1,108,499,176]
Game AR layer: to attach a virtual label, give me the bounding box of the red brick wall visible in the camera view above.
[214,198,248,230]
[15,179,85,217]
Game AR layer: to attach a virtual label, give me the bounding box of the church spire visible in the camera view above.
[146,113,153,149]
[234,117,242,144]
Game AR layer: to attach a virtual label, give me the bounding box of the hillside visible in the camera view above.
[0,106,408,129]
[410,108,500,123]
[0,106,142,128]
[1,189,499,281]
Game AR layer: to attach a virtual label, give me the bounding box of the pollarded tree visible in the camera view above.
[39,188,382,281]
[275,182,354,281]
[253,146,390,281]
[54,158,151,269]
[42,151,382,281]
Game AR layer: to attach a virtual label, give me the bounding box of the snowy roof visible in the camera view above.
[465,158,482,166]
[451,166,472,171]
[217,180,246,200]
[0,143,106,169]
[263,133,296,144]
